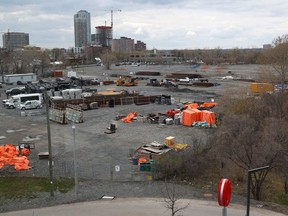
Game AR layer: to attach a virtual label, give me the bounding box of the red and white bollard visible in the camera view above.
[218,178,232,216]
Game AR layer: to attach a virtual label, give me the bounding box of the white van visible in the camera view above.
[19,100,42,110]
[6,93,43,109]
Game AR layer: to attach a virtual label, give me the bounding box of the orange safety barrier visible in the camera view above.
[200,102,218,107]
[0,144,31,171]
[21,148,31,156]
[121,112,138,123]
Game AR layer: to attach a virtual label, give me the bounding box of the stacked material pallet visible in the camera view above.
[66,104,82,111]
[62,89,82,99]
[49,108,67,124]
[90,102,98,109]
[65,104,83,123]
[62,89,70,99]
[79,103,88,110]
[70,89,82,99]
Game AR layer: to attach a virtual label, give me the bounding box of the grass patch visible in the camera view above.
[0,176,74,200]
[263,173,288,205]
[277,194,288,205]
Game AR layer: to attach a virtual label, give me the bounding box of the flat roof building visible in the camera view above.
[2,32,29,50]
[112,37,134,52]
[135,40,146,51]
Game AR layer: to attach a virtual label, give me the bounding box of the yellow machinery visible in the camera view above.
[115,77,138,86]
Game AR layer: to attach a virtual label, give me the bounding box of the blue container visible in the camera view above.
[140,163,145,171]
[145,163,151,171]
[132,158,138,165]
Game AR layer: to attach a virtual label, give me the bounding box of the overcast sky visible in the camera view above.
[0,0,287,50]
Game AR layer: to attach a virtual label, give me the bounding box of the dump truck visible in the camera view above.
[115,77,138,86]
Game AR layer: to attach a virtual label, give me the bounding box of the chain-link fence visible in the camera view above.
[12,159,154,182]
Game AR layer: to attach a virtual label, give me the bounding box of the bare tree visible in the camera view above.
[261,92,288,120]
[100,49,115,70]
[213,95,284,200]
[0,50,10,82]
[10,50,24,73]
[267,118,288,194]
[163,178,189,216]
[261,34,288,90]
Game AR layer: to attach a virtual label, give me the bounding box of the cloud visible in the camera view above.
[186,31,196,38]
[1,0,288,49]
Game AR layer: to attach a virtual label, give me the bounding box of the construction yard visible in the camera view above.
[0,63,270,212]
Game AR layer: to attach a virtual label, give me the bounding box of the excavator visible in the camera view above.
[115,76,138,86]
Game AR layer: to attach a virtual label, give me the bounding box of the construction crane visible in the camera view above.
[105,9,121,28]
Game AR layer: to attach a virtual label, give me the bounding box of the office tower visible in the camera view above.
[2,32,29,50]
[74,10,91,47]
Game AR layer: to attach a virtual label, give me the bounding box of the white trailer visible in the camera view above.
[4,73,37,84]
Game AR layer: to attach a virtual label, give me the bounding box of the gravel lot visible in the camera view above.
[1,64,287,214]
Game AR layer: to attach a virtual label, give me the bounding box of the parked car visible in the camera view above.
[91,78,100,85]
[2,99,9,105]
[4,98,18,109]
[17,80,27,85]
[178,77,190,83]
[55,77,65,82]
[5,87,26,96]
[19,100,42,110]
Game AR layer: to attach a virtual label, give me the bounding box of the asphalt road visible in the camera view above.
[1,198,287,216]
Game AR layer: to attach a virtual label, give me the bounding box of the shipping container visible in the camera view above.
[53,70,64,77]
[250,83,274,93]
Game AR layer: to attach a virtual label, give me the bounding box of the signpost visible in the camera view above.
[246,166,269,216]
[218,178,232,216]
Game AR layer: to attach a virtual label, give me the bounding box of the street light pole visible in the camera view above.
[72,125,78,200]
[246,166,269,216]
[45,90,54,197]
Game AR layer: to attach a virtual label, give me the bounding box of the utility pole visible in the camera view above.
[72,125,78,200]
[45,91,54,197]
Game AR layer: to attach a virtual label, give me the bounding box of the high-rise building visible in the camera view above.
[95,26,112,47]
[2,32,29,50]
[74,10,91,47]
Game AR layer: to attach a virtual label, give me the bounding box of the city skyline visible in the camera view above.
[1,0,288,50]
